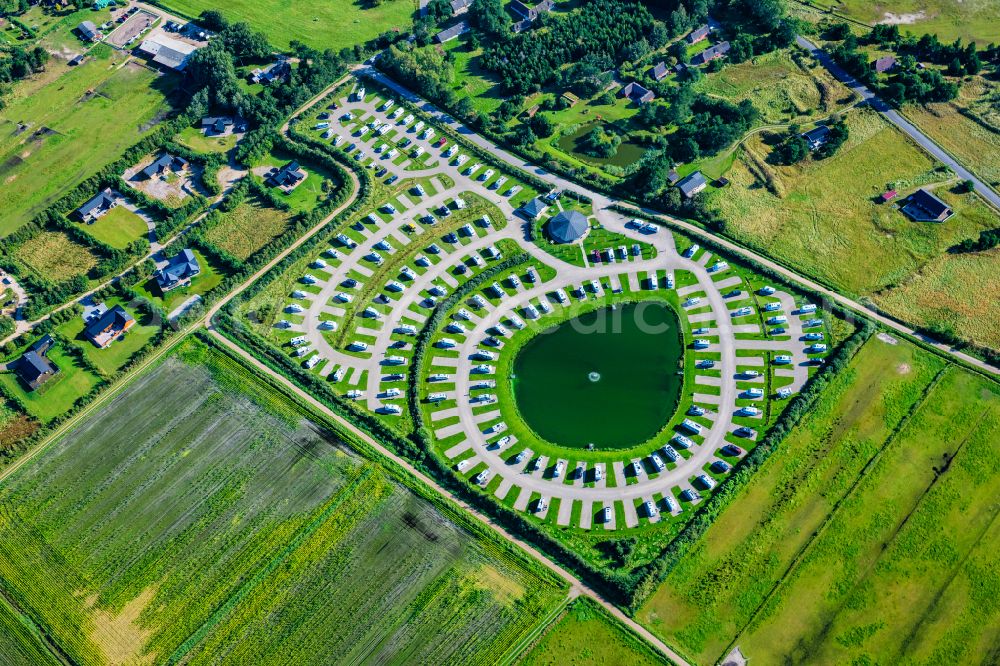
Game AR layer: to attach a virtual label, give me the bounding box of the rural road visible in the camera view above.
[360,65,999,377]
[795,35,1000,208]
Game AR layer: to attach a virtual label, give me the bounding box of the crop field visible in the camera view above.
[693,48,853,126]
[710,108,999,297]
[901,76,1000,190]
[203,197,293,261]
[15,230,99,281]
[519,598,668,666]
[0,598,58,666]
[158,0,417,49]
[802,0,1000,44]
[0,45,179,236]
[0,337,565,664]
[638,335,1000,665]
[79,206,149,249]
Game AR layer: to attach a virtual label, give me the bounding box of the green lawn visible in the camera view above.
[156,0,418,49]
[78,206,148,249]
[802,0,1000,44]
[254,149,335,213]
[0,44,179,237]
[0,346,101,424]
[175,125,238,154]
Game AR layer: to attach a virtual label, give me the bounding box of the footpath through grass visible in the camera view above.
[0,336,565,665]
[638,334,1000,664]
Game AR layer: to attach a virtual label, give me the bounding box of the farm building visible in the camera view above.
[519,197,548,219]
[142,153,189,180]
[676,171,707,199]
[872,56,897,73]
[687,24,711,44]
[266,161,307,191]
[85,305,135,348]
[621,81,655,104]
[77,21,100,42]
[155,249,201,293]
[137,35,199,72]
[546,210,589,244]
[450,0,473,15]
[801,125,831,150]
[667,168,681,185]
[15,335,58,391]
[75,188,118,223]
[510,0,554,23]
[901,188,954,222]
[434,21,470,43]
[649,61,669,81]
[690,41,730,65]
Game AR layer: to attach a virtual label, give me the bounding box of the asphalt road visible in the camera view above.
[795,35,1000,209]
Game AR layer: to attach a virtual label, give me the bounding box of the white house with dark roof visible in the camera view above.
[75,188,118,223]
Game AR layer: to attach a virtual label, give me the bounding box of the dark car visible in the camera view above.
[721,444,743,457]
[710,460,731,474]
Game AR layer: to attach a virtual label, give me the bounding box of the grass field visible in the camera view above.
[637,335,1000,665]
[254,150,335,213]
[0,45,179,237]
[873,246,1000,350]
[203,196,292,261]
[0,337,565,664]
[16,230,98,282]
[693,48,853,126]
[519,597,669,666]
[802,0,1000,44]
[901,76,1000,190]
[56,301,160,375]
[157,0,417,49]
[710,108,999,298]
[79,206,148,249]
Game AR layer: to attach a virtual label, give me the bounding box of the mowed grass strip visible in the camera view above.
[733,365,1000,664]
[15,230,98,281]
[710,108,998,296]
[203,196,292,260]
[518,597,670,666]
[156,0,417,49]
[0,45,178,236]
[637,336,947,664]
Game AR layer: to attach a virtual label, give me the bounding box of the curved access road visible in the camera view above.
[358,65,999,377]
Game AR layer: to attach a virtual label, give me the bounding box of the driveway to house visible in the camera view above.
[795,35,1000,209]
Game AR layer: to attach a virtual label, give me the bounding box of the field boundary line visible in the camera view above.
[498,594,574,666]
[719,364,948,662]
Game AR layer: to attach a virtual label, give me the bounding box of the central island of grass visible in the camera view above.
[512,301,683,449]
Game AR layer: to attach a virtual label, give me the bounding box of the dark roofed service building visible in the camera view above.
[676,171,707,199]
[520,197,548,219]
[901,188,954,222]
[85,305,135,349]
[621,81,655,104]
[75,188,118,223]
[142,153,189,180]
[690,41,730,65]
[650,61,669,81]
[546,210,589,244]
[15,335,58,391]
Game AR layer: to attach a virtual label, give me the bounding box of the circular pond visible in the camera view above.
[511,301,684,449]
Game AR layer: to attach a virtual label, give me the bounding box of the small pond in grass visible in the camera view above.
[555,122,646,168]
[512,302,684,449]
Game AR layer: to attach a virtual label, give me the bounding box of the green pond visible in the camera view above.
[556,122,646,168]
[511,302,684,449]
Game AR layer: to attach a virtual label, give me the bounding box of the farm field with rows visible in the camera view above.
[0,336,565,665]
[638,334,1000,664]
